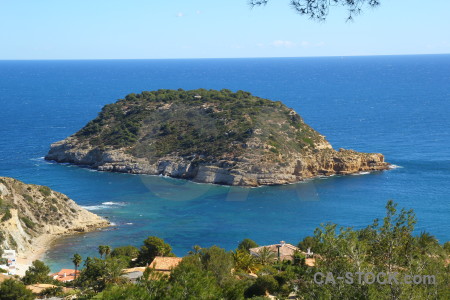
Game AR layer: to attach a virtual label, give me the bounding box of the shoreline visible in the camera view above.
[15,234,58,277]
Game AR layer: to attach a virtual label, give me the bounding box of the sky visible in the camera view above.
[0,0,449,59]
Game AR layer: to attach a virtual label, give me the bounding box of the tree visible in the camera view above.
[98,245,106,259]
[167,255,222,299]
[199,246,235,287]
[233,249,259,273]
[297,236,317,252]
[104,245,112,258]
[0,279,34,300]
[237,238,258,253]
[72,253,82,280]
[77,257,127,292]
[249,0,381,21]
[135,236,174,266]
[111,245,139,259]
[257,246,276,266]
[21,260,52,285]
[188,245,202,255]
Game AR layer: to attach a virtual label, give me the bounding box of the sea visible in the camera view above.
[0,55,449,272]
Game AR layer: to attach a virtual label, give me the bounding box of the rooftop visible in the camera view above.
[149,256,182,273]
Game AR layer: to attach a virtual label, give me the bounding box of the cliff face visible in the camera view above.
[0,177,109,256]
[45,89,390,186]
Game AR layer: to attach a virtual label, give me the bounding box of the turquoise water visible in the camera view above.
[0,56,449,271]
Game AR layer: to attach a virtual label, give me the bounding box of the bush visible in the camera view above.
[237,238,259,253]
[39,186,52,197]
[1,209,12,222]
[0,279,34,300]
[20,217,35,229]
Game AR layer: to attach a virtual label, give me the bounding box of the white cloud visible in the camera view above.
[272,40,295,47]
[177,12,184,17]
[196,10,202,14]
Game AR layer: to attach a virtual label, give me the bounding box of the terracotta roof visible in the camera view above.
[250,242,302,261]
[149,256,182,272]
[51,269,80,282]
[305,258,315,267]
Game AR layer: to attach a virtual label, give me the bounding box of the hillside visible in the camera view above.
[0,177,108,262]
[45,89,390,186]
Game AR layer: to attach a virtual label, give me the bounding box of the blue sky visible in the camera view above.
[0,0,449,59]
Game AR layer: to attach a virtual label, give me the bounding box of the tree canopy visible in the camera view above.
[249,0,381,21]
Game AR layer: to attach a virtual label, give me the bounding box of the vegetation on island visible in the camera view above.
[73,89,325,161]
[1,200,448,299]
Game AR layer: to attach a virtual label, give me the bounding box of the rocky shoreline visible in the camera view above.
[0,177,110,275]
[46,137,390,187]
[45,90,390,187]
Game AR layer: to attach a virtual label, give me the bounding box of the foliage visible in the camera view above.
[256,246,276,266]
[38,186,52,197]
[135,236,174,266]
[297,235,317,251]
[74,89,322,162]
[98,245,112,259]
[21,260,52,285]
[237,238,259,253]
[69,201,449,299]
[76,256,128,292]
[72,253,82,281]
[39,286,64,297]
[20,217,35,229]
[234,249,259,273]
[249,0,381,21]
[0,279,34,300]
[111,245,139,259]
[1,208,12,222]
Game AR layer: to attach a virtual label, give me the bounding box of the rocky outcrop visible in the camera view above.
[45,89,390,186]
[0,177,109,256]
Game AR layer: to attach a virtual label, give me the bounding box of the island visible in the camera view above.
[45,89,390,186]
[0,177,109,276]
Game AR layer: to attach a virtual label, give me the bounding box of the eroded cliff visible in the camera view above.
[0,177,109,256]
[45,89,390,186]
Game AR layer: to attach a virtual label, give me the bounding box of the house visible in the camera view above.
[51,269,80,282]
[249,241,302,262]
[0,250,17,275]
[122,267,146,283]
[148,256,182,275]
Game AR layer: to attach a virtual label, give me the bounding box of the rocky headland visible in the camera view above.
[0,177,109,274]
[45,89,390,186]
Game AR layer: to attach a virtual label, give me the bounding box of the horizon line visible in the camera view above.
[0,53,449,61]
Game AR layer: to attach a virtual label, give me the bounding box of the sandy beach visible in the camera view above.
[14,234,58,277]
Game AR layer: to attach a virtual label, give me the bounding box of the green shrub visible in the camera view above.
[1,209,12,222]
[39,186,52,197]
[20,217,35,229]
[23,194,33,202]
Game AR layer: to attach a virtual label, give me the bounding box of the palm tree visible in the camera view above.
[188,245,202,255]
[233,249,259,273]
[257,247,276,265]
[98,245,106,259]
[72,254,82,280]
[104,245,111,258]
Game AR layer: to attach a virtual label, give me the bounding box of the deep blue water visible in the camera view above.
[0,56,449,272]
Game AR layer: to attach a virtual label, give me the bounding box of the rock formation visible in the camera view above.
[45,89,389,186]
[0,177,109,256]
